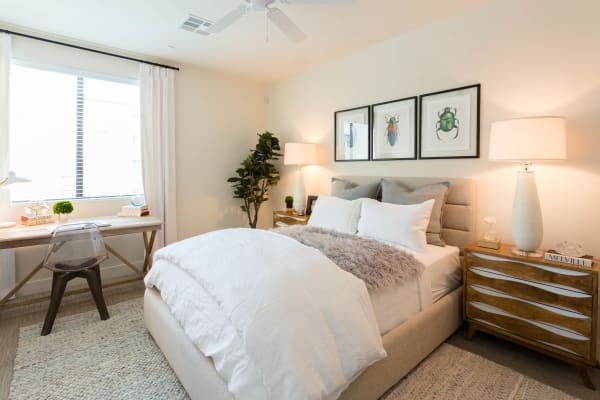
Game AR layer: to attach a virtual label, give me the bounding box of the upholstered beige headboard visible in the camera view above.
[334,176,476,253]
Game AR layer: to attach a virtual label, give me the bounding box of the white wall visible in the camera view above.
[266,0,600,256]
[174,65,266,238]
[4,34,266,296]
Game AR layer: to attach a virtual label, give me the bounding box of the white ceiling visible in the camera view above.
[0,0,492,82]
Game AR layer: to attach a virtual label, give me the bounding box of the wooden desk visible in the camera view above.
[0,216,162,308]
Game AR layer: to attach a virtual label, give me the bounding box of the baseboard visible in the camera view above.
[16,261,144,297]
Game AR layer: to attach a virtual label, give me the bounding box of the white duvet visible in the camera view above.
[144,228,386,400]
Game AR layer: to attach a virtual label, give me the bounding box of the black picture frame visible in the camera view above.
[334,105,371,162]
[418,84,480,159]
[371,96,417,161]
[305,195,318,215]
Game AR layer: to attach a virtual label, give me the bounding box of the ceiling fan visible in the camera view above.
[208,0,354,43]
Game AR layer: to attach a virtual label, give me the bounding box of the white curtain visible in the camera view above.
[0,33,15,298]
[139,64,177,249]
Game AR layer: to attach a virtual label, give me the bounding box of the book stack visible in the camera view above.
[544,250,594,268]
[21,214,54,226]
[117,205,149,217]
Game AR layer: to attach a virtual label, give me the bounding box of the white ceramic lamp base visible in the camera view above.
[293,167,306,214]
[511,170,543,257]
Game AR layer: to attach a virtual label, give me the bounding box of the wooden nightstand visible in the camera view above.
[463,243,599,389]
[272,211,309,228]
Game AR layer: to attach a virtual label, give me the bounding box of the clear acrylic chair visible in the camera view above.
[41,223,110,335]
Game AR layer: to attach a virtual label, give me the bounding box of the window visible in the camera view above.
[9,64,143,202]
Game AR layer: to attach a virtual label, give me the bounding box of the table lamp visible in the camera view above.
[489,117,566,257]
[0,171,30,228]
[284,143,317,214]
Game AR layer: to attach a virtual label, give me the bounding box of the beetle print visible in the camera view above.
[436,107,459,142]
[385,116,399,146]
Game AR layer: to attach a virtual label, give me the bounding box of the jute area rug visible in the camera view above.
[9,298,188,400]
[10,297,578,400]
[382,344,578,400]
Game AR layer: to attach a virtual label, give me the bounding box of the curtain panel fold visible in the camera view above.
[0,33,16,298]
[139,64,177,248]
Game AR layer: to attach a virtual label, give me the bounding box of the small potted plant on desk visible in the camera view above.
[285,196,294,213]
[53,201,74,224]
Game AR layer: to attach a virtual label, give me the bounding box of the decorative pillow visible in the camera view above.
[357,198,435,252]
[331,178,380,200]
[308,195,362,234]
[381,180,450,247]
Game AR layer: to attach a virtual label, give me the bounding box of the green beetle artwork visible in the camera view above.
[436,107,459,142]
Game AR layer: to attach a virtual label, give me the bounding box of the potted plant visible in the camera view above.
[53,201,74,224]
[285,196,294,212]
[228,131,282,228]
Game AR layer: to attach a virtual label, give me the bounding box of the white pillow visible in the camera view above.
[308,195,362,234]
[357,198,435,252]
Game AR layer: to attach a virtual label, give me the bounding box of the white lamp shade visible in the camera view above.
[489,117,566,162]
[284,143,318,166]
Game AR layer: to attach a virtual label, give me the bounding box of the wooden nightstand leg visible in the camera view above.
[465,323,477,340]
[576,364,595,390]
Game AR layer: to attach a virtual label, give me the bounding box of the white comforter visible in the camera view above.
[144,228,386,400]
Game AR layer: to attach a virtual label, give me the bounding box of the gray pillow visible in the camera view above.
[381,179,449,247]
[331,178,380,200]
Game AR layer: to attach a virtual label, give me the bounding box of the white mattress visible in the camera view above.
[369,244,460,335]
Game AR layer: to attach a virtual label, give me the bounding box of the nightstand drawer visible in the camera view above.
[272,211,309,228]
[275,216,307,226]
[466,302,591,357]
[466,268,593,315]
[466,252,594,294]
[466,285,592,337]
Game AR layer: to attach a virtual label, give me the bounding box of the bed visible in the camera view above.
[144,176,476,400]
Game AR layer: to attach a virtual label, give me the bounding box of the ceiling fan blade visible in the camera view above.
[267,8,307,42]
[280,0,354,4]
[208,4,248,33]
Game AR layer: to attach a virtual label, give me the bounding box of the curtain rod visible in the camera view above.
[0,29,180,71]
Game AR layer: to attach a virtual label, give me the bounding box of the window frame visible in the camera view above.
[8,59,144,203]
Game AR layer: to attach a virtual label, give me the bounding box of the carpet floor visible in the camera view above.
[3,292,594,399]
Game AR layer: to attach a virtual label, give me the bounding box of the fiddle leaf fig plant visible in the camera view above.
[227,131,282,228]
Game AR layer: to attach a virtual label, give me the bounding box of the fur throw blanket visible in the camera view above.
[274,226,425,290]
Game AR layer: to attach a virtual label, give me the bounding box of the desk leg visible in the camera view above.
[0,261,43,307]
[104,243,145,278]
[142,230,157,273]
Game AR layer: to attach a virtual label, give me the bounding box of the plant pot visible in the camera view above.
[57,214,69,224]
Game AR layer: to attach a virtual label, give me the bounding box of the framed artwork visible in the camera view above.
[334,106,370,161]
[419,84,480,159]
[371,96,417,160]
[305,195,318,215]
